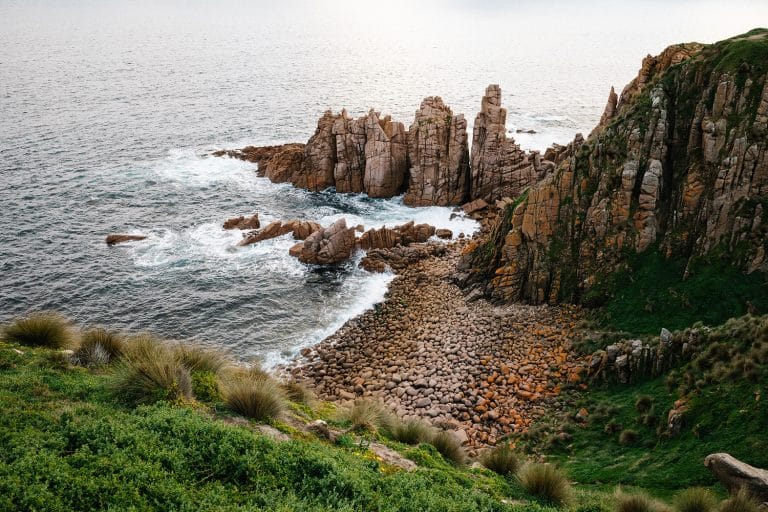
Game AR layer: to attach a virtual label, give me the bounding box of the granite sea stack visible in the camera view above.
[215,90,548,207]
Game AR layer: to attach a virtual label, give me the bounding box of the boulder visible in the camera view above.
[223,213,260,230]
[704,453,768,503]
[105,234,147,245]
[462,198,489,214]
[435,228,453,239]
[294,219,357,265]
[238,219,322,246]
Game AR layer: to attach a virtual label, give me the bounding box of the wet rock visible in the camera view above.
[105,234,147,245]
[223,213,260,230]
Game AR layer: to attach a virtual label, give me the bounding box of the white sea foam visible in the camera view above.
[262,265,395,369]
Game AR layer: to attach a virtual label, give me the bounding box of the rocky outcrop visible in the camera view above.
[223,213,260,230]
[470,85,540,203]
[291,219,357,265]
[357,221,436,251]
[332,110,366,193]
[705,453,768,503]
[105,234,147,245]
[464,30,768,304]
[589,86,618,137]
[403,97,470,206]
[238,220,321,246]
[364,112,408,198]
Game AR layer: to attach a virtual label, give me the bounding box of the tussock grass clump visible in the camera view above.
[2,311,75,349]
[173,343,228,374]
[519,463,572,506]
[429,430,466,466]
[615,489,668,512]
[280,379,315,406]
[222,375,285,421]
[619,429,640,446]
[112,335,193,405]
[718,488,760,512]
[673,487,717,512]
[73,328,125,366]
[341,399,395,433]
[480,443,521,476]
[386,418,435,445]
[635,395,653,413]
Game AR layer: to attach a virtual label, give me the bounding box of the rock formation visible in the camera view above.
[105,234,147,245]
[291,218,357,265]
[363,111,408,198]
[223,213,260,230]
[238,219,321,246]
[332,110,366,193]
[470,85,540,203]
[705,453,768,503]
[463,30,768,304]
[403,97,470,206]
[357,221,436,251]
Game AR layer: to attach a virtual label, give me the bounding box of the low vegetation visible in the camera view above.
[518,463,572,507]
[1,311,765,510]
[2,311,75,348]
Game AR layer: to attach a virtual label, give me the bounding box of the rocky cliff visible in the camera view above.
[464,29,768,305]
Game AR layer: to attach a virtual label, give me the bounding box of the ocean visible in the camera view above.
[1,0,765,366]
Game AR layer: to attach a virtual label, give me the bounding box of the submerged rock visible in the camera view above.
[105,234,147,245]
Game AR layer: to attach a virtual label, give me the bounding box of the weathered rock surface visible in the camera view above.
[363,111,408,198]
[463,32,768,304]
[238,219,321,246]
[705,453,768,503]
[223,213,260,230]
[105,234,147,245]
[470,85,540,203]
[404,97,470,206]
[293,218,357,265]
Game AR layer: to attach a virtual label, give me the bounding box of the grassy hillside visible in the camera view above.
[520,314,768,495]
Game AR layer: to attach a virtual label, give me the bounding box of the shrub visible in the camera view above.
[518,463,572,506]
[673,487,717,512]
[429,431,466,466]
[718,488,760,512]
[615,490,668,512]
[619,429,640,446]
[480,443,521,476]
[2,311,74,349]
[112,336,193,405]
[386,418,434,445]
[173,343,228,374]
[73,328,125,366]
[635,395,653,413]
[222,375,285,421]
[341,399,394,433]
[191,370,220,402]
[281,380,315,406]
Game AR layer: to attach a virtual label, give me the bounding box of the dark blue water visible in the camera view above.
[1,0,764,364]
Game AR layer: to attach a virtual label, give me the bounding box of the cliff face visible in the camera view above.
[466,29,768,304]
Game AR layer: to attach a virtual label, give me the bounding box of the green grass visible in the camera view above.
[0,337,537,511]
[583,249,768,336]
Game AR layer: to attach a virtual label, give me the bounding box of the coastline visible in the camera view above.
[285,238,585,452]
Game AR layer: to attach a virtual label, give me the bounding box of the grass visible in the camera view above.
[0,333,532,511]
[2,311,75,349]
[221,374,286,421]
[173,343,229,374]
[281,379,316,406]
[518,463,572,507]
[73,327,125,366]
[480,443,522,477]
[583,250,768,336]
[112,336,193,405]
[717,488,761,512]
[384,417,435,445]
[673,487,717,512]
[340,398,395,433]
[429,430,467,466]
[615,489,669,512]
